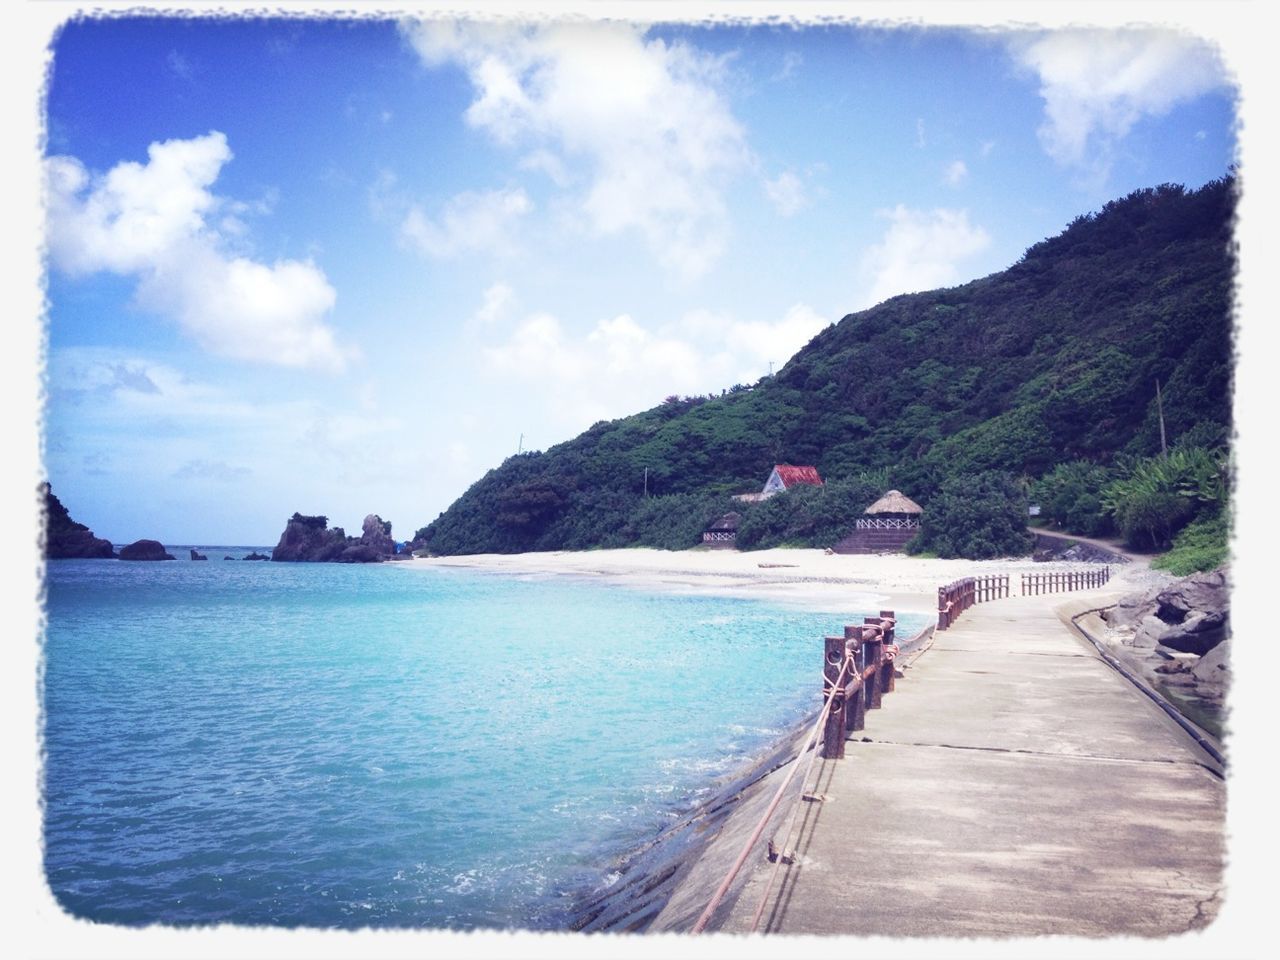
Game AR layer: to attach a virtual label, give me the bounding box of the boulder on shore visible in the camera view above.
[119,539,176,561]
[43,483,115,559]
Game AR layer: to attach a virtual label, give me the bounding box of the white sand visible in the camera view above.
[402,547,1162,618]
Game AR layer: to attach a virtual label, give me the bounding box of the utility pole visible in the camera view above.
[644,467,648,498]
[517,432,524,454]
[1155,380,1167,456]
[767,360,775,377]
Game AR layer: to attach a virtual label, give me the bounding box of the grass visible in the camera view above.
[1151,511,1230,576]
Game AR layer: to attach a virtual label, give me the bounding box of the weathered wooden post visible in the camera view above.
[938,586,948,630]
[822,636,847,759]
[862,626,883,711]
[879,610,896,694]
[844,625,866,732]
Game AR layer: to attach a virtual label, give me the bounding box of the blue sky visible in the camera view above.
[41,13,1238,545]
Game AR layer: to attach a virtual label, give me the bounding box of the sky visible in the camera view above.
[40,10,1239,545]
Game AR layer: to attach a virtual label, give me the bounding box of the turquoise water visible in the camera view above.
[43,555,922,929]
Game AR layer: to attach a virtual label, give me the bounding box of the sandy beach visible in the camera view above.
[406,546,1169,617]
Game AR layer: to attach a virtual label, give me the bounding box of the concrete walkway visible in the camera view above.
[721,590,1225,936]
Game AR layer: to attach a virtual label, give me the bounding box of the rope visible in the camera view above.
[690,650,854,935]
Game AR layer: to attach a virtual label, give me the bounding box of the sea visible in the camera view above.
[42,550,924,930]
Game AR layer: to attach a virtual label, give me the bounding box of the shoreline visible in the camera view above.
[403,546,1169,618]
[400,547,1169,931]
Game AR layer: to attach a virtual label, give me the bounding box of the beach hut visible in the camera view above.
[702,512,742,549]
[760,464,823,499]
[832,489,924,554]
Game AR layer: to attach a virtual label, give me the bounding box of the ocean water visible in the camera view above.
[42,554,922,929]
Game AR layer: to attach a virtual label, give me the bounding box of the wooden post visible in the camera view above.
[862,627,883,711]
[822,636,847,759]
[844,625,866,732]
[938,586,948,630]
[879,611,896,694]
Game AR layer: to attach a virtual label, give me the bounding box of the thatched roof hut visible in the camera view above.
[702,512,742,548]
[706,512,743,532]
[864,490,923,516]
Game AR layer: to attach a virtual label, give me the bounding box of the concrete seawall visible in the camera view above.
[685,590,1226,936]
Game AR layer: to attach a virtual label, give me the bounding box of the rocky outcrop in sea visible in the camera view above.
[119,539,176,561]
[43,483,115,559]
[270,513,403,562]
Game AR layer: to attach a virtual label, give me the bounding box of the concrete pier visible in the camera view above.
[720,590,1225,936]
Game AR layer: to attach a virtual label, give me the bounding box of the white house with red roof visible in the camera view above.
[761,464,823,499]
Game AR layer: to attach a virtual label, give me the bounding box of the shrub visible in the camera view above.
[1151,509,1230,575]
[734,476,889,550]
[1031,460,1115,536]
[1102,446,1227,549]
[908,471,1035,559]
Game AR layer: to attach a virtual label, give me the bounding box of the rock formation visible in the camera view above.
[243,552,270,561]
[119,539,176,561]
[190,549,208,561]
[270,513,400,562]
[43,483,115,559]
[1100,568,1229,721]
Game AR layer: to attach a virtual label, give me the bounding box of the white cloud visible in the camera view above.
[46,132,348,372]
[944,160,969,186]
[472,281,516,326]
[483,301,829,429]
[401,20,750,279]
[1009,29,1226,171]
[400,187,532,259]
[860,206,991,308]
[764,171,807,217]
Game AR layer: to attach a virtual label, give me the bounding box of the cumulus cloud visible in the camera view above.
[400,19,750,279]
[1009,29,1226,171]
[764,171,807,217]
[45,132,348,372]
[860,206,991,308]
[483,301,829,429]
[401,187,532,258]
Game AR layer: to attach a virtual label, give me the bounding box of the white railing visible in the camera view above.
[854,517,920,530]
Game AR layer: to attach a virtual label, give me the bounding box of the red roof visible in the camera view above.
[773,464,823,488]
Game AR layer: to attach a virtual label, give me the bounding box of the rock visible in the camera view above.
[119,539,175,561]
[1153,570,1229,624]
[243,552,270,561]
[1131,615,1168,650]
[190,549,208,561]
[271,512,397,562]
[43,483,115,559]
[1156,611,1229,656]
[271,513,350,562]
[359,514,396,557]
[1192,641,1230,683]
[224,555,235,560]
[1155,660,1191,674]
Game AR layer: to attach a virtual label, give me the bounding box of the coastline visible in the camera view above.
[401,547,1168,931]
[404,546,1167,618]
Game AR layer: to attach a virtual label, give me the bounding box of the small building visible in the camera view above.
[832,489,924,554]
[760,464,823,499]
[702,512,742,549]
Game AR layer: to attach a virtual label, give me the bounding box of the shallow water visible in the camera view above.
[42,554,923,929]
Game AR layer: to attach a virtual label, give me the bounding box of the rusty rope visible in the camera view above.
[690,648,854,935]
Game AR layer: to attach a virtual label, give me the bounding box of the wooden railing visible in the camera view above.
[937,575,1008,629]
[1021,566,1111,595]
[821,611,898,759]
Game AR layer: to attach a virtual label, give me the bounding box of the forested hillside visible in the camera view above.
[417,177,1235,556]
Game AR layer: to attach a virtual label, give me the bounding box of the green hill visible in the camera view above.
[417,176,1235,556]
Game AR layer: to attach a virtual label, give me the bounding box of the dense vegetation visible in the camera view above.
[416,177,1235,559]
[906,471,1036,559]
